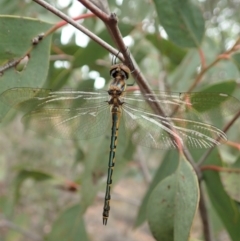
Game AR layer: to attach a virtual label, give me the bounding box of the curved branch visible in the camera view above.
[33,0,120,57]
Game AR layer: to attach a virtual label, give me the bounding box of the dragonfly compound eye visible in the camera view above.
[110,69,118,78]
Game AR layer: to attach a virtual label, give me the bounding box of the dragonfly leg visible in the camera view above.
[102,110,121,225]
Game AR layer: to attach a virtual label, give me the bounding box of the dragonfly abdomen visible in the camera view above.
[102,107,122,225]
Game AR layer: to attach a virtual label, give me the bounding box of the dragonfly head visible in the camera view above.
[110,64,130,80]
[109,64,130,93]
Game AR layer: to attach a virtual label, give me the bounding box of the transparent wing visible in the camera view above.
[123,91,240,119]
[122,91,240,149]
[22,105,110,139]
[122,104,226,149]
[0,88,110,139]
[0,87,108,110]
[1,88,239,145]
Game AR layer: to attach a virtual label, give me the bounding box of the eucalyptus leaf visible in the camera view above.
[147,155,199,241]
[153,0,205,48]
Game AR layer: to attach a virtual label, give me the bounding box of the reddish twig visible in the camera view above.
[227,140,240,150]
[45,13,96,37]
[188,37,240,93]
[198,48,206,69]
[201,165,240,173]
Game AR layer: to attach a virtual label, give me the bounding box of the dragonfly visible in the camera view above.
[0,63,239,225]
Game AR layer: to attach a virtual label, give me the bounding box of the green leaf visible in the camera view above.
[220,157,240,202]
[0,16,52,119]
[189,81,238,113]
[146,34,187,70]
[169,50,200,89]
[0,16,52,88]
[135,151,179,227]
[0,87,53,122]
[14,169,53,201]
[220,171,240,202]
[205,60,240,83]
[203,149,240,241]
[199,80,237,94]
[147,156,199,241]
[119,0,155,24]
[231,53,240,70]
[153,0,205,48]
[46,204,89,241]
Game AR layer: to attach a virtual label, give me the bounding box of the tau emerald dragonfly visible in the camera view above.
[0,64,239,225]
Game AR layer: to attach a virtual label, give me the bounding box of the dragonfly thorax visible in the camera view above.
[108,89,124,106]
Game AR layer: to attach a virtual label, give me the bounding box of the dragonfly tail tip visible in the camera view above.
[103,218,108,225]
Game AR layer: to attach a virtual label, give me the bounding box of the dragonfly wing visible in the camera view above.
[0,87,108,111]
[0,88,51,109]
[22,104,110,139]
[0,87,110,139]
[122,104,227,149]
[124,91,240,120]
